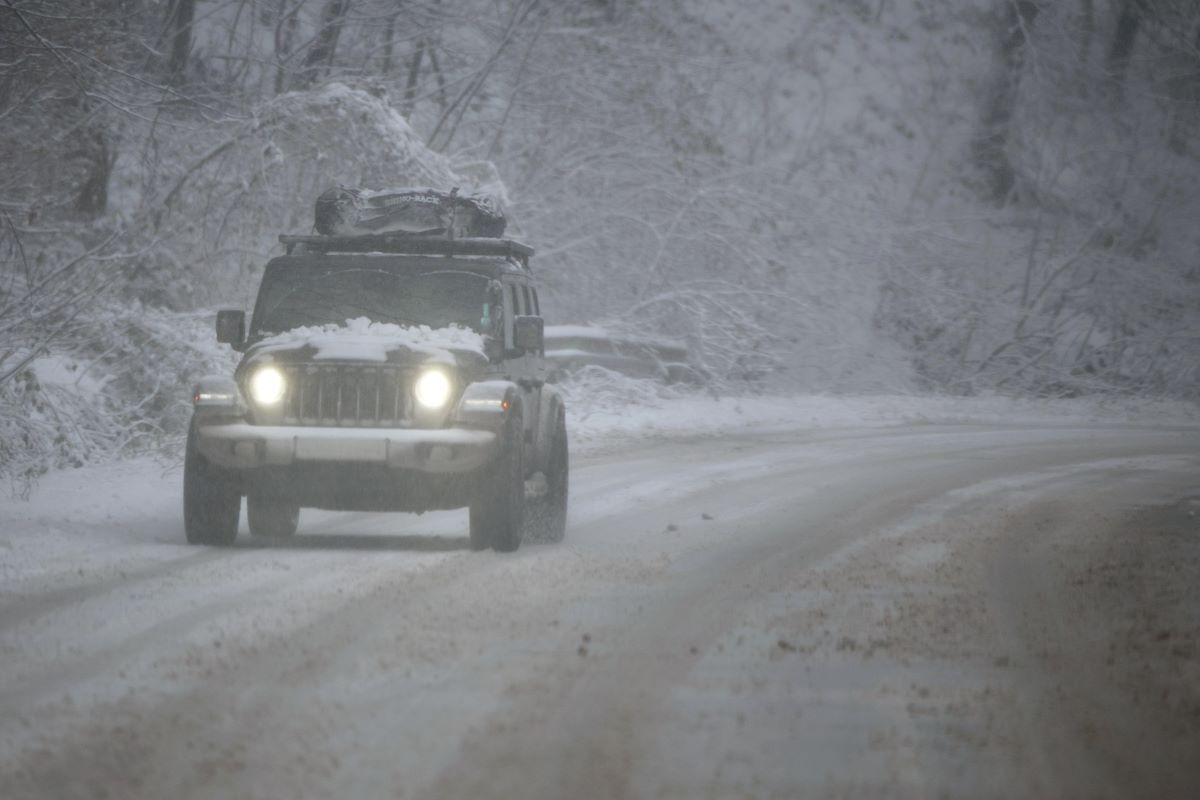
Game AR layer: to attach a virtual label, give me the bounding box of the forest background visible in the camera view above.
[1,0,1198,485]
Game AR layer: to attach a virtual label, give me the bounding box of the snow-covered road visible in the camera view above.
[2,421,1199,798]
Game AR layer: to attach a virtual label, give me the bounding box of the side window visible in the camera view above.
[510,284,522,316]
[531,288,541,316]
[522,286,533,317]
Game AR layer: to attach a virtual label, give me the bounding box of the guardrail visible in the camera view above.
[544,325,702,384]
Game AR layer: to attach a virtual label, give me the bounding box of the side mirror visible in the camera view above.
[513,315,544,356]
[216,309,245,348]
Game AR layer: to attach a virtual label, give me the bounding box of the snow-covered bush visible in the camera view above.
[0,303,237,495]
[555,366,692,423]
[146,83,501,308]
[0,77,511,489]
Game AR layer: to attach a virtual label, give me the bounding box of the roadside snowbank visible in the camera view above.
[557,371,1200,453]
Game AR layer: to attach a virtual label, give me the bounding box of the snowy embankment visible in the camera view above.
[556,370,1200,454]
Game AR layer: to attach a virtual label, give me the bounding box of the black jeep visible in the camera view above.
[184,233,567,552]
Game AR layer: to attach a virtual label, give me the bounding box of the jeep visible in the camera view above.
[184,233,568,552]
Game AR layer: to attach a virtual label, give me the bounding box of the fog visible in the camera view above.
[3,0,1197,478]
[2,2,1199,798]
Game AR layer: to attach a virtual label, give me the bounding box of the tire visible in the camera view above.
[183,421,240,546]
[247,495,300,539]
[528,409,568,543]
[469,405,525,553]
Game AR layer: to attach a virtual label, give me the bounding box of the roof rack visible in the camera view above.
[278,233,534,261]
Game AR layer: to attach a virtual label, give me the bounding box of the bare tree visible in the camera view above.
[1079,0,1095,61]
[297,0,352,89]
[1107,0,1143,89]
[165,0,195,83]
[380,9,399,75]
[272,0,303,94]
[973,0,1042,204]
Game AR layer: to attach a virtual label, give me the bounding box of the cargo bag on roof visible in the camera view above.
[313,187,506,238]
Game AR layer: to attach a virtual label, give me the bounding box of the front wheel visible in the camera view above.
[183,422,240,546]
[469,407,525,553]
[528,409,568,544]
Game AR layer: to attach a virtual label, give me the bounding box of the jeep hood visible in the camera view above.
[243,318,488,371]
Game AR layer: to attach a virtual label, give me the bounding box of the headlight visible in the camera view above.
[414,369,452,409]
[249,366,286,405]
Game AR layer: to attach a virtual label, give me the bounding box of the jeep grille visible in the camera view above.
[280,364,412,427]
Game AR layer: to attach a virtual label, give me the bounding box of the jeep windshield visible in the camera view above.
[251,267,494,337]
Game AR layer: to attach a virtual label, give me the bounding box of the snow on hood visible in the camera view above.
[251,318,485,365]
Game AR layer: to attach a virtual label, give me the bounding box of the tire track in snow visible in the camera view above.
[421,432,1200,800]
[2,425,1197,799]
[0,550,227,632]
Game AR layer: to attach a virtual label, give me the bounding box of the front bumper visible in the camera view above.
[196,423,496,474]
